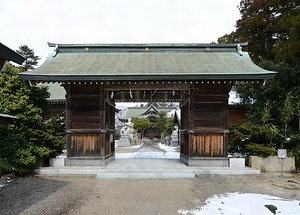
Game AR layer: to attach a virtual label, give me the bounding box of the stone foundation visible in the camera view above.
[65,155,115,166]
[249,156,295,172]
[180,154,229,166]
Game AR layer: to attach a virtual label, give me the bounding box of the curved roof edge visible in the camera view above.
[20,73,276,82]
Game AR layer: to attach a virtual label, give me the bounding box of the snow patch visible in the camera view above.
[158,143,179,152]
[115,144,180,159]
[115,151,180,159]
[178,193,300,215]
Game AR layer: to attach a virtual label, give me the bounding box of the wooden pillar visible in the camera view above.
[99,87,105,158]
[63,84,115,166]
[65,84,72,159]
[180,83,232,166]
[179,95,191,158]
[104,92,116,158]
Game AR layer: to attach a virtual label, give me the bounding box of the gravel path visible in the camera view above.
[0,173,299,215]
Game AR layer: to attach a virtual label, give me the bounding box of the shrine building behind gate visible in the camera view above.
[20,43,276,166]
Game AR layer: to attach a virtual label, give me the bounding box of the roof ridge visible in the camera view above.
[48,42,249,48]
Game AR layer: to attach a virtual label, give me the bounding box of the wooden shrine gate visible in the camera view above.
[20,43,276,166]
[64,84,116,165]
[61,80,234,166]
[180,83,231,166]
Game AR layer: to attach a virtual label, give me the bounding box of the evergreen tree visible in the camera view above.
[219,0,300,133]
[219,0,300,167]
[16,45,40,71]
[0,65,65,174]
[154,111,174,138]
[132,117,150,134]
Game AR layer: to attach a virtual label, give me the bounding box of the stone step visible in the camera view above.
[96,171,195,179]
[35,166,260,177]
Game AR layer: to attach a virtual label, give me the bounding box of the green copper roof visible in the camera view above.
[38,83,66,102]
[118,105,175,121]
[20,43,276,82]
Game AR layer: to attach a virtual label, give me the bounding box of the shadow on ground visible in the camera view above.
[0,177,69,214]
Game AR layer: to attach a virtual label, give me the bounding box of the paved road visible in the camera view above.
[136,140,165,153]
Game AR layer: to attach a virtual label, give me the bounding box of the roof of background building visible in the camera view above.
[0,43,24,122]
[0,43,25,65]
[20,43,276,82]
[0,113,18,123]
[118,104,176,122]
[39,83,66,103]
[0,113,18,119]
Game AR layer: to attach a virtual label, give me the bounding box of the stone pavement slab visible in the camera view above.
[35,158,260,179]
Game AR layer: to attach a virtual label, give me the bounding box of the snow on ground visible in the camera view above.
[178,193,300,215]
[133,151,179,159]
[158,143,179,152]
[115,143,180,159]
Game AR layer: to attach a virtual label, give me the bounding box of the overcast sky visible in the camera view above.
[2,0,241,65]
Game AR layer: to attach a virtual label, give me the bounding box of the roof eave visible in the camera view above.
[20,73,277,82]
[0,113,18,120]
[0,43,25,65]
[47,98,66,103]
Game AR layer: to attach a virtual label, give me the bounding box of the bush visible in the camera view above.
[288,134,300,169]
[246,143,276,158]
[229,122,283,157]
[0,124,36,174]
[291,146,300,170]
[0,158,13,173]
[0,116,65,174]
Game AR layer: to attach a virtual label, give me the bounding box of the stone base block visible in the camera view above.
[66,155,115,166]
[49,155,66,167]
[229,158,245,168]
[117,137,131,147]
[180,154,229,167]
[170,140,179,147]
